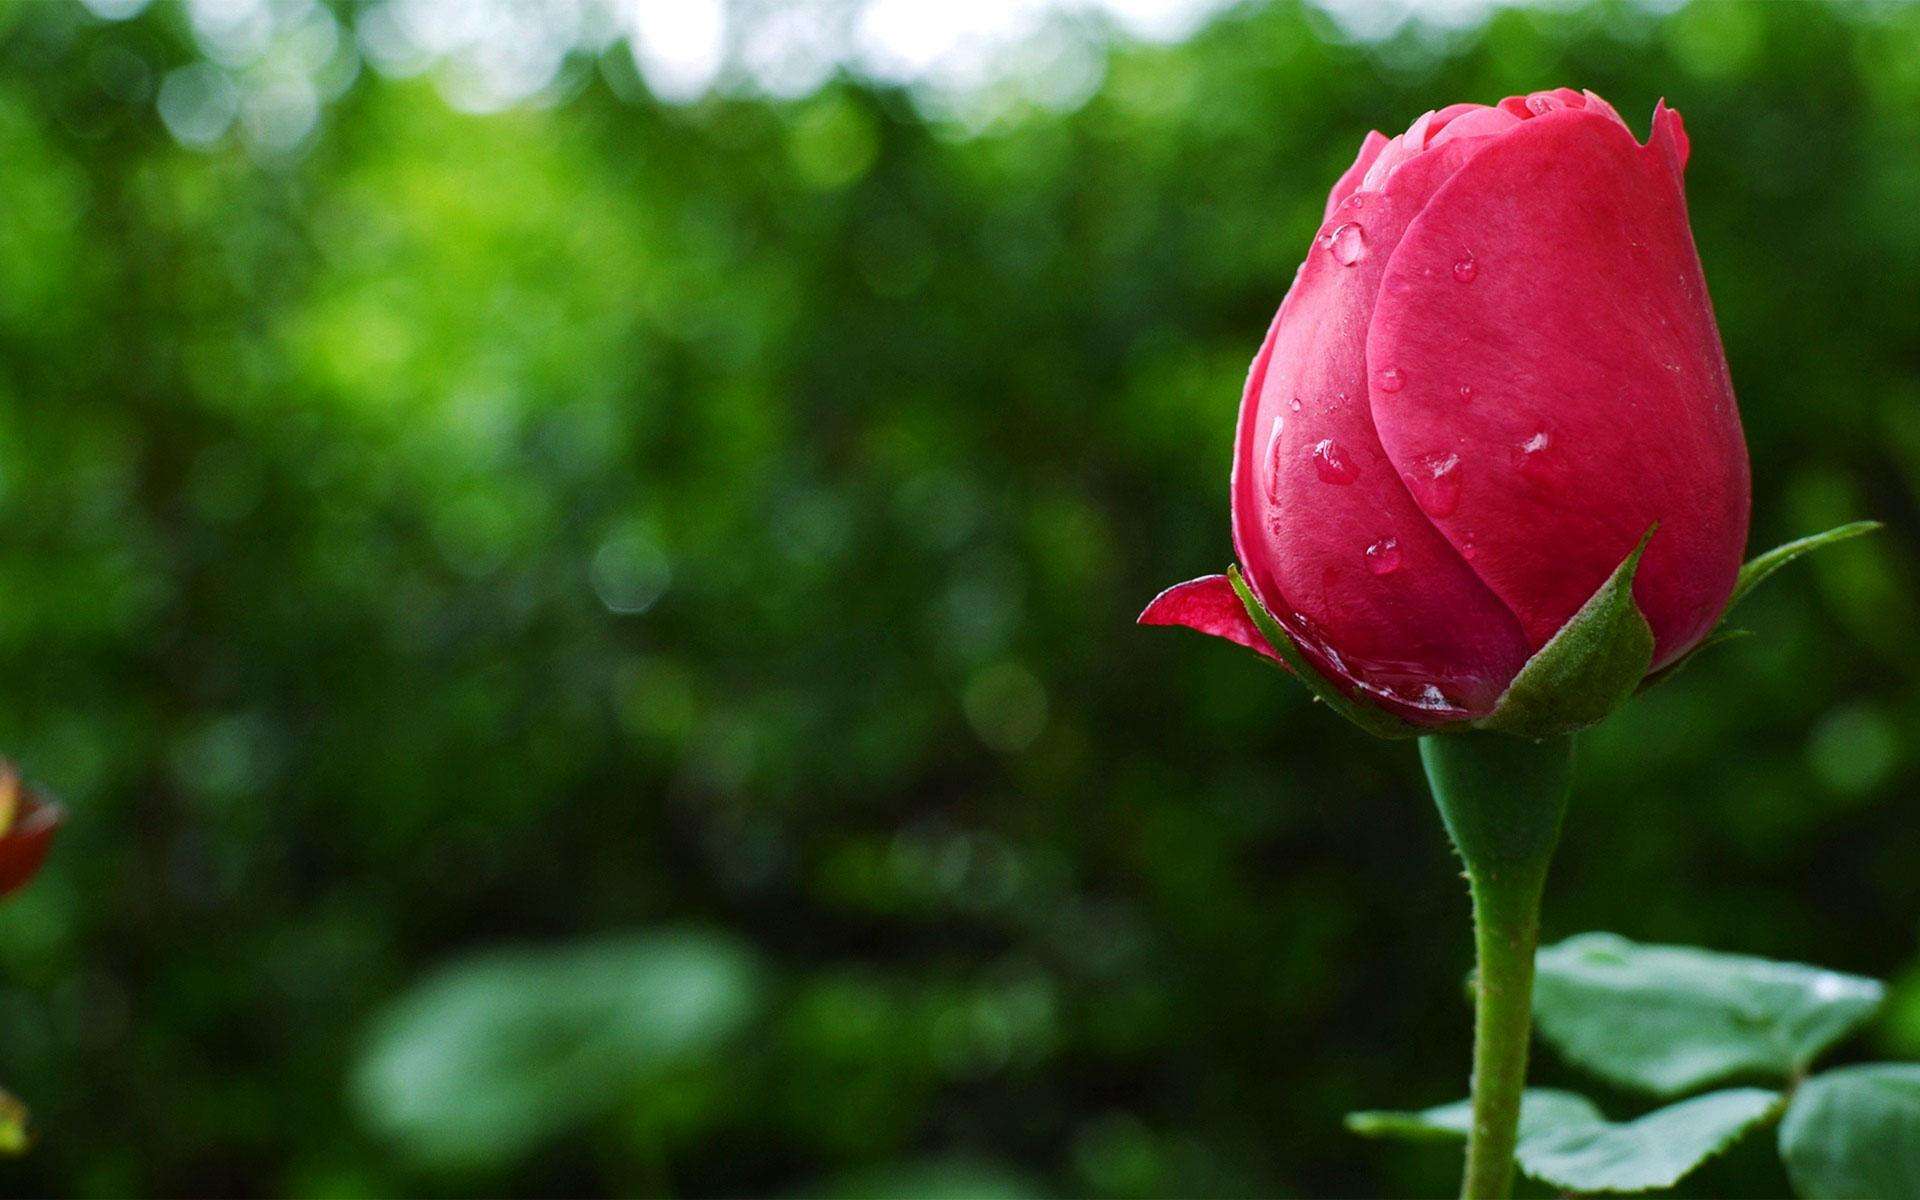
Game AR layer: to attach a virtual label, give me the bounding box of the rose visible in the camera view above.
[0,764,59,900]
[1142,89,1750,726]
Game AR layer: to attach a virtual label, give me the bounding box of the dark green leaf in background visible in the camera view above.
[352,930,763,1171]
[1534,933,1883,1095]
[1778,1064,1920,1199]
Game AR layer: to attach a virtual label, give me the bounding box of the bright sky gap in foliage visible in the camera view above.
[89,0,1750,157]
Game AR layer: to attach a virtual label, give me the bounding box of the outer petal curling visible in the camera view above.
[1137,574,1281,665]
[1324,130,1390,221]
[1366,107,1749,668]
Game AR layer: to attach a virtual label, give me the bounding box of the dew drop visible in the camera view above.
[1452,254,1477,283]
[1457,384,1474,402]
[1377,367,1404,394]
[1287,396,1302,412]
[1326,222,1366,267]
[1516,431,1555,482]
[1364,537,1402,575]
[1525,95,1561,117]
[1311,438,1359,485]
[1264,415,1288,500]
[1404,451,1461,517]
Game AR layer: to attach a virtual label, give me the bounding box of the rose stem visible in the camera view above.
[1419,732,1575,1200]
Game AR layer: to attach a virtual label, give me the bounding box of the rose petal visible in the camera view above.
[1232,136,1532,717]
[0,791,60,899]
[1366,107,1748,667]
[1427,105,1522,149]
[1138,574,1281,665]
[1324,130,1391,221]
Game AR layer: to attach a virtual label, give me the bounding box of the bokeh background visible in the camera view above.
[0,0,1914,1195]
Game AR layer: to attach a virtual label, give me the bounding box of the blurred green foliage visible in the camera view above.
[0,0,1913,1196]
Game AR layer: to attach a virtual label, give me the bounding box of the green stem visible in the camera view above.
[1420,732,1576,1200]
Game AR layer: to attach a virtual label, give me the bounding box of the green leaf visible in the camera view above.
[1473,528,1655,738]
[353,930,763,1171]
[1348,1087,1601,1143]
[1534,932,1884,1096]
[1521,1088,1781,1193]
[1350,1087,1780,1193]
[1727,521,1882,615]
[1226,564,1421,741]
[1779,1064,1920,1199]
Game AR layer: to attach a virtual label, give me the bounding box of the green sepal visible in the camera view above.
[1472,528,1656,739]
[1225,565,1421,741]
[1350,1086,1782,1194]
[1645,520,1881,686]
[1727,520,1881,614]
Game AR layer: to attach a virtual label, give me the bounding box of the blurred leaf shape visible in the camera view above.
[0,1089,28,1156]
[806,1157,1048,1200]
[1349,1086,1780,1193]
[353,929,762,1171]
[1778,1064,1920,1199]
[1534,933,1883,1095]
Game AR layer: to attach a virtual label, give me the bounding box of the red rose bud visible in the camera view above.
[0,764,60,899]
[1144,90,1752,729]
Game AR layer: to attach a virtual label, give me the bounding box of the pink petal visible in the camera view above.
[1498,87,1587,120]
[1138,574,1281,665]
[1366,108,1748,669]
[1324,131,1391,220]
[1649,98,1689,174]
[1427,106,1522,150]
[1231,136,1532,718]
[1582,90,1625,126]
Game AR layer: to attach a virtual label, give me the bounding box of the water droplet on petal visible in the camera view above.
[1287,396,1302,412]
[1516,431,1558,483]
[1311,439,1359,485]
[1326,222,1366,267]
[1364,537,1401,575]
[1457,384,1474,402]
[1264,415,1288,501]
[1377,367,1404,394]
[1526,95,1562,117]
[1452,254,1477,283]
[1404,451,1461,517]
